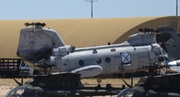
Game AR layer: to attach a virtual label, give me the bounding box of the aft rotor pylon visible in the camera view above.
[24,22,46,27]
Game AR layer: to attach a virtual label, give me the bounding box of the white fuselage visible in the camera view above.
[51,43,161,76]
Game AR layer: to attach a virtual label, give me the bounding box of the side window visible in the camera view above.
[96,58,102,64]
[105,57,111,63]
[79,60,84,66]
[120,52,131,67]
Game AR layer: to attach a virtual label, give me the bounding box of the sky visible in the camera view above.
[0,0,178,20]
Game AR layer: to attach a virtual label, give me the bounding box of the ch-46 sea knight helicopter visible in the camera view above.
[116,26,180,97]
[17,22,168,78]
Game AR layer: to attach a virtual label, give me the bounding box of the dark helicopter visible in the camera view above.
[4,72,123,97]
[117,73,180,97]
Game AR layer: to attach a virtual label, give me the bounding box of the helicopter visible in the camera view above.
[16,22,168,78]
[116,73,180,97]
[116,26,180,97]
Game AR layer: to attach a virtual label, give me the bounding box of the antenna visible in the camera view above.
[85,0,98,18]
[176,0,178,16]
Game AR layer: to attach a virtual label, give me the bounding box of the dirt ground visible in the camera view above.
[0,78,139,97]
[0,86,15,97]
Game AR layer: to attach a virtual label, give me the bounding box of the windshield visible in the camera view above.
[116,88,146,97]
[4,86,27,97]
[161,48,167,55]
[4,85,42,97]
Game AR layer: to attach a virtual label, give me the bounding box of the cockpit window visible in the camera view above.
[161,49,167,55]
[154,48,167,56]
[154,48,161,55]
[4,85,40,97]
[117,88,146,97]
[6,87,28,97]
[16,89,25,94]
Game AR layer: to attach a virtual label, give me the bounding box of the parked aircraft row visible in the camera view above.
[6,22,180,97]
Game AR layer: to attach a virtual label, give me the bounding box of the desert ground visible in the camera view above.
[0,78,139,97]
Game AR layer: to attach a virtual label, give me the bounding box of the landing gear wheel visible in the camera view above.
[97,78,101,83]
[97,78,102,87]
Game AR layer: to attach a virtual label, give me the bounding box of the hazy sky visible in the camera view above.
[0,0,178,20]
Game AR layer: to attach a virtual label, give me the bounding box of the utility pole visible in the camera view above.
[85,0,98,18]
[176,0,178,16]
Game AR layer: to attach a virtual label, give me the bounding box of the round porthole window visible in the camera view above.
[79,60,84,66]
[105,57,111,63]
[96,58,102,64]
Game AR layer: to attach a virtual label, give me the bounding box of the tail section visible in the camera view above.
[17,23,65,64]
[158,26,180,59]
